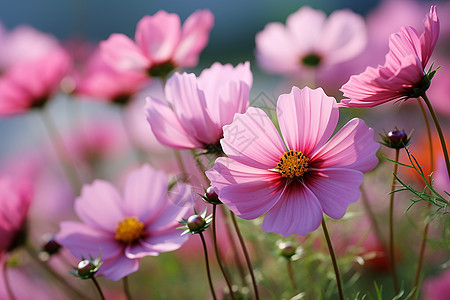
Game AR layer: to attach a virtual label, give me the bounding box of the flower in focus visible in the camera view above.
[56,164,192,280]
[0,47,71,116]
[340,6,439,107]
[207,86,379,236]
[0,177,33,256]
[255,6,366,77]
[100,10,214,78]
[146,61,253,151]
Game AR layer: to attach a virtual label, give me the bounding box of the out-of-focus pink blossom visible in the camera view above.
[422,268,450,300]
[100,10,213,78]
[0,177,32,254]
[0,47,71,116]
[340,6,439,107]
[0,25,59,71]
[56,164,192,280]
[255,6,366,77]
[146,61,252,150]
[207,86,379,236]
[74,49,148,103]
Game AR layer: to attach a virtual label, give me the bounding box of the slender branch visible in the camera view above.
[420,93,449,179]
[286,259,298,293]
[321,218,344,300]
[360,183,386,250]
[3,260,17,300]
[388,148,400,294]
[212,204,235,300]
[199,232,217,300]
[123,276,133,300]
[230,212,259,300]
[91,277,106,300]
[417,98,434,171]
[173,150,190,183]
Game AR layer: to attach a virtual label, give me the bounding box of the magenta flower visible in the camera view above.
[56,164,192,280]
[146,61,253,150]
[0,177,32,255]
[100,10,214,78]
[340,6,439,107]
[206,86,379,236]
[255,6,366,76]
[0,47,71,116]
[422,268,450,300]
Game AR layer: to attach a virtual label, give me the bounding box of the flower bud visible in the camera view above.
[187,215,206,232]
[201,186,222,205]
[42,235,61,256]
[77,260,95,277]
[379,128,412,149]
[278,241,296,259]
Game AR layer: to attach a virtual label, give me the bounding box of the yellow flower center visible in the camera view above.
[115,217,144,244]
[276,150,309,179]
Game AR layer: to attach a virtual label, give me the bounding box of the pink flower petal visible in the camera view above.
[56,221,120,260]
[135,11,180,64]
[174,9,214,67]
[305,168,363,219]
[74,180,124,232]
[100,33,149,71]
[221,107,286,169]
[310,118,379,172]
[123,164,168,221]
[420,5,439,67]
[145,96,204,149]
[318,9,367,65]
[286,7,325,54]
[165,72,221,145]
[262,183,323,236]
[100,254,140,281]
[277,86,338,156]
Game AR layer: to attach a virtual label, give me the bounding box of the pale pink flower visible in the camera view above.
[100,10,214,77]
[255,6,366,76]
[340,6,439,107]
[0,177,32,254]
[146,61,253,150]
[74,48,148,103]
[56,164,192,280]
[206,86,379,236]
[422,268,450,300]
[0,47,71,116]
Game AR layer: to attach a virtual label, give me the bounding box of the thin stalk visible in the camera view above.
[191,149,211,184]
[123,276,133,300]
[321,218,344,300]
[3,260,17,300]
[91,277,106,300]
[420,93,449,179]
[25,245,93,300]
[38,109,83,193]
[212,204,235,300]
[360,183,386,249]
[286,259,298,293]
[230,212,259,300]
[199,232,217,300]
[388,149,400,294]
[417,99,434,170]
[173,149,189,183]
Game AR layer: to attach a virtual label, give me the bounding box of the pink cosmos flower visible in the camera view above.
[0,47,71,116]
[206,86,379,236]
[74,48,148,103]
[255,6,366,76]
[146,61,253,150]
[56,164,192,280]
[422,268,450,300]
[340,6,439,107]
[100,10,214,78]
[0,177,32,255]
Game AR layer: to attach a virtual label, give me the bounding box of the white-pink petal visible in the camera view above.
[100,34,149,71]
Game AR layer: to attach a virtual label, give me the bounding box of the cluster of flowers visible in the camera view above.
[0,1,449,299]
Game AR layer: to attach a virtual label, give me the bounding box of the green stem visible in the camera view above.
[230,212,259,300]
[286,259,298,293]
[173,150,189,183]
[389,149,400,294]
[38,109,83,193]
[91,277,106,300]
[123,276,132,300]
[321,218,344,300]
[3,260,16,300]
[417,98,434,171]
[199,232,217,300]
[420,93,449,179]
[212,204,236,300]
[360,183,386,250]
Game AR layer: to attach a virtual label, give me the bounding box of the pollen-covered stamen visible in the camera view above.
[276,150,309,179]
[115,216,144,244]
